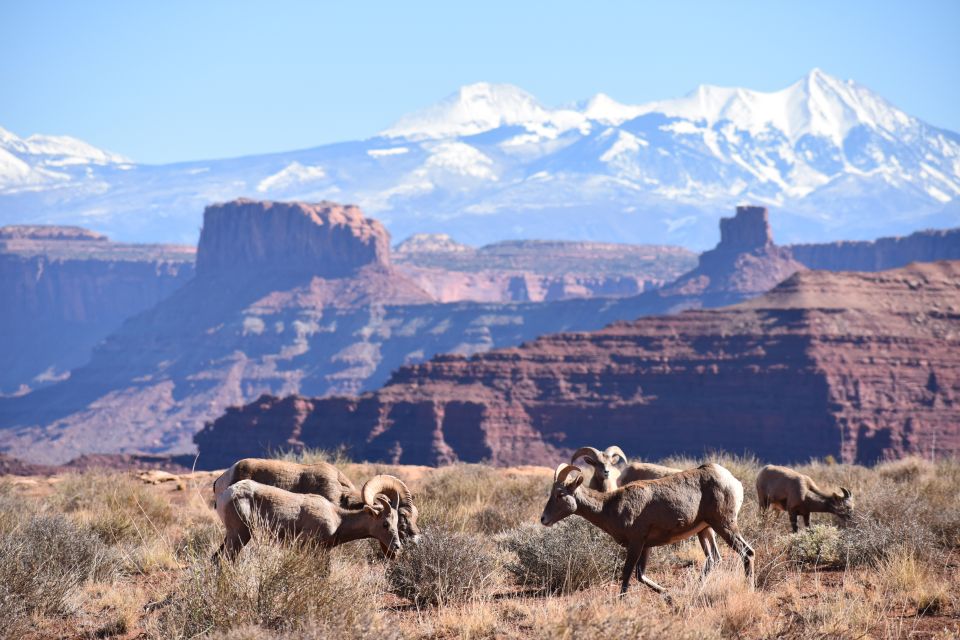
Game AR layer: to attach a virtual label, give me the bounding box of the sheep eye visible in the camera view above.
[383,522,389,529]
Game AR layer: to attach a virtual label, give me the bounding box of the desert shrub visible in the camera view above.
[417,464,548,533]
[208,618,402,640]
[785,524,844,567]
[502,518,624,594]
[387,527,503,606]
[151,531,385,639]
[875,456,935,483]
[0,513,120,627]
[52,471,173,544]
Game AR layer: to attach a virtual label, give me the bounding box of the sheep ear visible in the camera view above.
[363,504,379,516]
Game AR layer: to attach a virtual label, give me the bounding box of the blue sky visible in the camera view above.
[2,1,958,164]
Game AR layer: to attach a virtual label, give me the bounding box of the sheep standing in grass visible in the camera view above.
[214,458,421,544]
[214,474,407,559]
[541,462,754,595]
[572,446,722,572]
[756,464,854,532]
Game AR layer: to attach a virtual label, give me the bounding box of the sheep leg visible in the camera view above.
[635,546,667,594]
[789,511,799,533]
[713,524,755,587]
[697,530,718,577]
[802,513,810,528]
[620,544,642,595]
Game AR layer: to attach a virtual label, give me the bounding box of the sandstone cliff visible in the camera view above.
[790,227,960,272]
[196,199,390,278]
[0,202,786,463]
[0,226,194,395]
[195,261,960,467]
[394,236,696,302]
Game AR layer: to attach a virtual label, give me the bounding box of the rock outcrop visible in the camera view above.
[196,199,391,278]
[659,206,807,305]
[394,236,696,303]
[195,261,960,468]
[0,226,194,395]
[790,227,960,272]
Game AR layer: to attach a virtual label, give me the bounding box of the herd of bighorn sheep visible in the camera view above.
[210,449,854,598]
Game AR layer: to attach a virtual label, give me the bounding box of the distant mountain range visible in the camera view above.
[1,69,958,247]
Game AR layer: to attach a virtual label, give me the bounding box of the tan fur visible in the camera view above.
[756,464,854,532]
[574,446,722,567]
[541,462,754,595]
[214,477,402,560]
[213,458,421,543]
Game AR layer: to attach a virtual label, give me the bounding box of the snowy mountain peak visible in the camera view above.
[381,82,553,140]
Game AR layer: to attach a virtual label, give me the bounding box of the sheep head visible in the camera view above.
[830,487,855,520]
[571,446,624,491]
[361,474,420,545]
[540,463,584,527]
[360,476,405,557]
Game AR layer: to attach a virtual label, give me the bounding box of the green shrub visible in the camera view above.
[501,518,624,594]
[786,524,844,567]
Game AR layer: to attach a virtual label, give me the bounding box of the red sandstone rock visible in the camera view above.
[195,261,960,467]
[196,199,391,278]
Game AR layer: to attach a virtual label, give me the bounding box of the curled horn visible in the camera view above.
[840,487,852,499]
[361,475,413,510]
[571,447,603,464]
[604,446,627,465]
[555,463,583,485]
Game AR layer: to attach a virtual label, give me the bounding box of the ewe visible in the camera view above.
[541,463,754,595]
[571,446,721,569]
[756,464,854,532]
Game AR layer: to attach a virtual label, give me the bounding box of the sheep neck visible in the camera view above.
[572,486,613,527]
[803,492,835,514]
[332,508,376,545]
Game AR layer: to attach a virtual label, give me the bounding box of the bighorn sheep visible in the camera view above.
[213,458,421,544]
[541,462,754,595]
[571,446,721,569]
[756,464,854,532]
[214,474,408,559]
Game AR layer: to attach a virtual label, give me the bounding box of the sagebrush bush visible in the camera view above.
[0,513,120,630]
[785,524,844,567]
[387,527,503,606]
[151,531,385,639]
[52,471,173,544]
[502,518,624,594]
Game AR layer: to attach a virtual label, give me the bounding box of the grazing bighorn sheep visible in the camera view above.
[572,446,721,569]
[756,464,854,533]
[213,458,421,544]
[214,474,408,559]
[541,462,754,595]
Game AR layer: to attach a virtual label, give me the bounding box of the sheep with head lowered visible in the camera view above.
[756,464,854,532]
[213,458,421,544]
[214,474,409,559]
[541,462,754,596]
[571,445,722,573]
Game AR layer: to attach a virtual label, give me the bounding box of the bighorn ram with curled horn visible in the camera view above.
[756,464,854,532]
[215,474,409,559]
[572,446,722,569]
[541,463,754,595]
[570,446,625,491]
[213,458,421,544]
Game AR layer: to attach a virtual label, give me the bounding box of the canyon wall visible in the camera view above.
[195,261,960,468]
[789,227,960,271]
[0,226,194,395]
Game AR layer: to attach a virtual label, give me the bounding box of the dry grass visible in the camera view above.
[0,455,957,638]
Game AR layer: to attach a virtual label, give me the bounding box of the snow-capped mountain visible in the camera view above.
[1,69,957,247]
